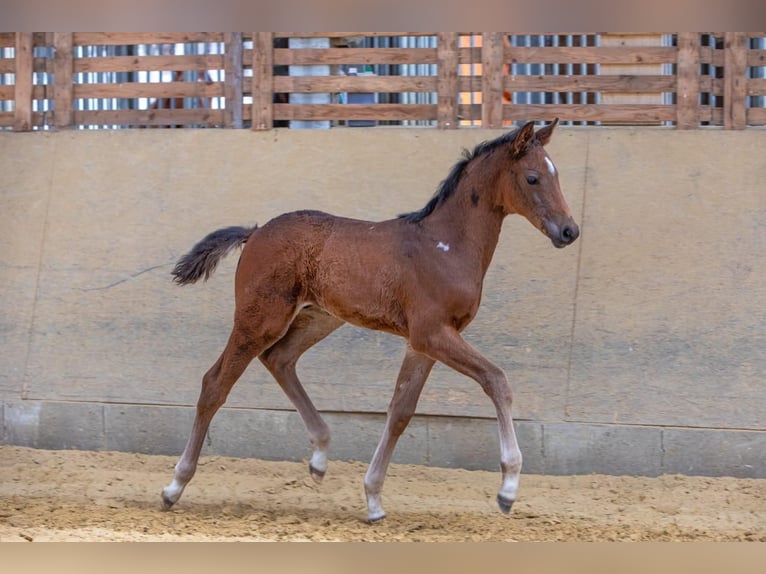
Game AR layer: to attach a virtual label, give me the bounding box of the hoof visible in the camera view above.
[497,494,514,514]
[367,511,387,524]
[309,463,326,483]
[161,493,176,511]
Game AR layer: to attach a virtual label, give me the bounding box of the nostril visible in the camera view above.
[561,224,579,243]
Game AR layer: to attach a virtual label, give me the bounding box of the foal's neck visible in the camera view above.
[421,158,506,274]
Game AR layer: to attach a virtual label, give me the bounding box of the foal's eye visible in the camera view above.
[526,174,539,185]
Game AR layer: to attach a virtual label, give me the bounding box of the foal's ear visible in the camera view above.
[510,121,536,158]
[535,118,559,146]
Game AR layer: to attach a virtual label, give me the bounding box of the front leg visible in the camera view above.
[410,325,522,513]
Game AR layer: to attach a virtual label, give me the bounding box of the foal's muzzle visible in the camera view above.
[544,219,580,248]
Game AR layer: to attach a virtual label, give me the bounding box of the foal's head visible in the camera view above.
[497,119,579,248]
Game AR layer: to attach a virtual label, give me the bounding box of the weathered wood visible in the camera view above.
[74,81,222,99]
[270,75,437,93]
[0,32,759,131]
[502,74,678,93]
[498,103,678,123]
[273,47,438,66]
[13,33,34,131]
[272,103,437,121]
[724,32,747,129]
[600,34,666,126]
[437,32,459,128]
[224,32,243,128]
[74,33,223,46]
[250,32,274,130]
[74,108,225,127]
[747,107,766,125]
[275,32,435,38]
[481,32,504,129]
[0,32,15,47]
[748,77,766,96]
[676,32,700,129]
[53,33,74,129]
[74,55,225,73]
[503,45,677,64]
[747,49,766,66]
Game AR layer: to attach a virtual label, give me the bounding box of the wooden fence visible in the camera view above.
[1,32,765,130]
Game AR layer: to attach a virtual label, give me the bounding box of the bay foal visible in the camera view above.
[162,119,579,522]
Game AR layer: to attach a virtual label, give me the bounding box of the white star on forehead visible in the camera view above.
[544,156,556,176]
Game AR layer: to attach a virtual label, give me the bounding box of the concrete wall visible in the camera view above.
[1,127,764,477]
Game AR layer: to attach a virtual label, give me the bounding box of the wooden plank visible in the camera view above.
[0,59,14,73]
[747,49,766,66]
[481,32,504,128]
[74,108,225,127]
[53,33,74,129]
[269,75,437,93]
[273,47,438,66]
[13,33,34,131]
[74,33,223,46]
[250,32,273,130]
[74,54,225,73]
[224,32,243,128]
[275,32,436,38]
[0,32,15,47]
[676,32,700,129]
[748,77,766,95]
[503,45,677,65]
[272,103,436,121]
[437,32,459,128]
[724,32,747,129]
[73,81,223,99]
[747,107,766,125]
[502,74,678,93]
[497,103,678,123]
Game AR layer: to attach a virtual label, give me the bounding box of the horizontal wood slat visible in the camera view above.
[273,47,439,66]
[74,55,225,73]
[271,103,437,121]
[74,108,225,126]
[73,33,224,46]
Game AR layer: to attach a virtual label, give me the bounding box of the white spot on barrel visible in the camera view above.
[436,241,450,252]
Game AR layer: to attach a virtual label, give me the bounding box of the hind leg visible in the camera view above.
[364,346,435,522]
[259,306,344,482]
[162,306,294,509]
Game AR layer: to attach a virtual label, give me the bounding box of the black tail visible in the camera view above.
[172,225,255,285]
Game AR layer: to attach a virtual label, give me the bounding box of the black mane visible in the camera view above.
[398,127,525,223]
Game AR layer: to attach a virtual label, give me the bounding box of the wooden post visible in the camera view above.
[251,32,274,130]
[224,32,243,128]
[437,32,458,129]
[676,33,700,129]
[481,32,504,128]
[53,32,74,129]
[14,32,33,131]
[724,32,747,130]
